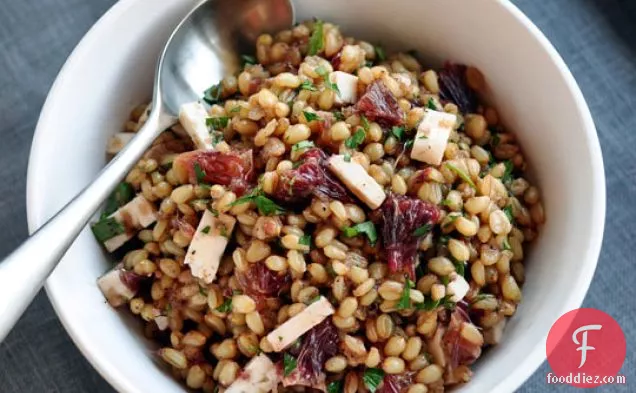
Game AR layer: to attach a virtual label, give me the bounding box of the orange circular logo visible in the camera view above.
[546,308,626,387]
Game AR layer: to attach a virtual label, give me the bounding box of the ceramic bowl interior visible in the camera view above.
[27,0,604,392]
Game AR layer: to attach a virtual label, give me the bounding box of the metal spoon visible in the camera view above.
[0,0,293,342]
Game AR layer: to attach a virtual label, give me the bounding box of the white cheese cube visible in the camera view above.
[329,71,359,105]
[179,102,214,150]
[185,210,236,284]
[106,132,135,154]
[266,297,334,352]
[446,273,470,302]
[226,354,280,393]
[97,265,137,307]
[410,109,456,166]
[103,195,157,252]
[327,155,386,209]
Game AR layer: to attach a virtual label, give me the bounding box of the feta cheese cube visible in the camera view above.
[179,102,214,150]
[410,109,456,166]
[185,209,236,284]
[327,155,386,209]
[329,71,359,105]
[106,132,135,154]
[97,265,137,307]
[266,297,334,352]
[446,273,470,302]
[103,195,157,252]
[226,354,280,393]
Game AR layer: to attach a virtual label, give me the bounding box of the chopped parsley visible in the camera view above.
[327,380,343,393]
[441,276,450,286]
[360,115,370,131]
[299,80,318,91]
[206,116,229,130]
[391,126,405,141]
[344,153,351,162]
[307,19,324,56]
[454,259,466,277]
[203,83,222,105]
[333,111,345,121]
[396,277,414,310]
[491,132,501,147]
[299,234,311,247]
[374,45,386,62]
[502,236,512,251]
[416,295,456,311]
[363,368,385,393]
[201,225,211,234]
[345,128,366,149]
[413,223,432,237]
[426,97,437,110]
[208,207,219,217]
[91,217,125,242]
[292,140,315,152]
[309,295,321,304]
[303,111,322,122]
[216,298,232,313]
[315,66,341,95]
[445,162,477,190]
[503,205,514,223]
[404,139,415,150]
[193,162,207,184]
[501,160,514,184]
[102,182,134,218]
[283,353,297,377]
[241,54,257,68]
[341,221,378,245]
[229,105,241,113]
[230,187,285,216]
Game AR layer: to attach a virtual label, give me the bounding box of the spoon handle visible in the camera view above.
[0,107,172,342]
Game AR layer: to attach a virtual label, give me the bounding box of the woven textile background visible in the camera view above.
[0,0,633,391]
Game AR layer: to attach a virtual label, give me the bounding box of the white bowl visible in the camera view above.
[27,0,605,392]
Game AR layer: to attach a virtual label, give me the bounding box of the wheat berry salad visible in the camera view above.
[92,19,545,393]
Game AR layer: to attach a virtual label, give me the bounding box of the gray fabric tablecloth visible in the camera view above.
[0,0,633,391]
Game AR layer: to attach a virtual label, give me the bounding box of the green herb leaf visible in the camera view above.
[292,140,315,152]
[299,80,318,92]
[363,368,385,393]
[502,236,512,251]
[439,235,450,245]
[230,188,286,216]
[308,19,324,56]
[208,207,219,217]
[501,160,514,184]
[442,213,462,229]
[396,278,414,310]
[206,116,229,130]
[327,380,343,393]
[201,225,211,234]
[404,139,414,150]
[216,298,232,313]
[309,295,321,304]
[241,54,257,67]
[299,234,311,246]
[194,162,207,184]
[441,276,450,286]
[491,133,501,147]
[360,115,370,131]
[344,153,351,162]
[91,217,125,243]
[203,83,222,105]
[416,296,441,311]
[210,131,224,147]
[413,223,432,237]
[315,66,340,95]
[503,205,514,223]
[454,259,465,277]
[374,45,386,62]
[345,128,366,149]
[230,105,241,113]
[341,221,378,245]
[334,111,345,121]
[254,195,286,216]
[427,97,437,110]
[445,162,477,190]
[391,126,405,141]
[284,353,297,377]
[315,65,329,78]
[303,111,322,122]
[103,182,134,217]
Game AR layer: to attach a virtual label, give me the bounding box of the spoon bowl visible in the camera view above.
[0,0,292,342]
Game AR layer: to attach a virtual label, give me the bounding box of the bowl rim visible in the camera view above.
[26,0,605,392]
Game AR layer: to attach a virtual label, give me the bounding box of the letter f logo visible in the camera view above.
[572,324,602,368]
